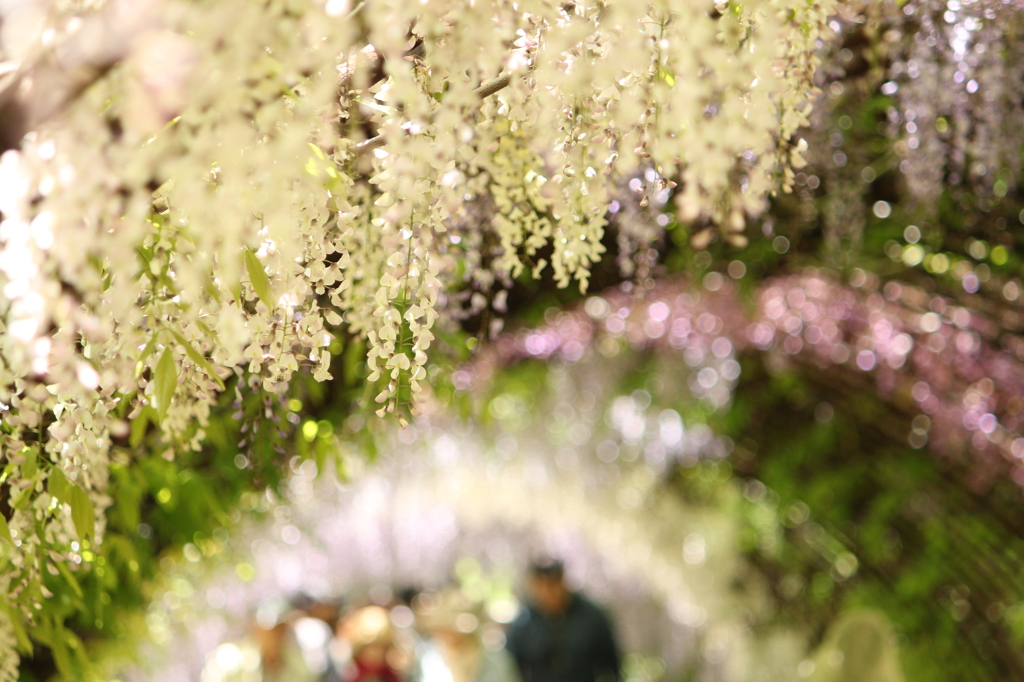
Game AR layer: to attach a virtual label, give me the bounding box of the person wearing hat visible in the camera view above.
[505,559,621,682]
[336,605,404,682]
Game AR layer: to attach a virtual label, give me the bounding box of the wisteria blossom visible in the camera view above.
[467,270,1024,494]
[0,0,835,674]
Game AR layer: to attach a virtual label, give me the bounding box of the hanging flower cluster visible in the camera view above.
[0,0,834,673]
[465,269,1024,496]
[886,0,1024,208]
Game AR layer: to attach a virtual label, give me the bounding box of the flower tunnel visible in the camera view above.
[121,267,1024,682]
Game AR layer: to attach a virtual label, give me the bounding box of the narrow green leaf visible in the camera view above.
[69,485,94,543]
[11,484,33,511]
[0,599,30,653]
[0,514,12,545]
[56,561,84,600]
[243,249,275,310]
[111,466,142,532]
[48,467,70,505]
[308,142,327,160]
[135,246,153,276]
[129,406,153,448]
[168,330,225,390]
[204,279,222,304]
[158,273,178,292]
[47,622,73,679]
[195,318,216,337]
[135,333,161,377]
[153,348,177,420]
[343,338,363,388]
[20,446,36,479]
[0,459,15,485]
[105,533,139,571]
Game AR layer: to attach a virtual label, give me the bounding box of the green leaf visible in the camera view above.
[0,513,12,545]
[343,338,364,388]
[204,279,222,304]
[195,318,216,337]
[129,406,153,448]
[308,142,327,160]
[230,281,244,306]
[0,599,30,653]
[48,467,70,505]
[135,245,154,276]
[110,466,142,532]
[244,249,275,310]
[153,348,178,420]
[11,483,33,511]
[69,485,95,543]
[135,332,161,378]
[56,561,84,600]
[20,446,36,479]
[45,620,74,679]
[0,459,15,485]
[168,329,225,390]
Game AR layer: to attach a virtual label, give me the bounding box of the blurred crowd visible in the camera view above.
[200,559,621,682]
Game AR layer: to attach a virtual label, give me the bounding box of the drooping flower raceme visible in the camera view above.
[0,0,833,673]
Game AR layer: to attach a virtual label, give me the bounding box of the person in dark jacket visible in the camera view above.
[505,558,621,682]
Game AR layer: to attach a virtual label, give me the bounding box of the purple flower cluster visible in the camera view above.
[462,270,1024,494]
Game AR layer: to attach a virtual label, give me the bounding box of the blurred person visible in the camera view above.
[292,592,345,630]
[290,593,344,681]
[411,587,521,682]
[202,607,320,682]
[200,627,262,682]
[505,558,620,682]
[258,600,324,682]
[335,605,405,682]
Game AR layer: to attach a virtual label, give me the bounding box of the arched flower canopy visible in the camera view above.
[4,0,1024,678]
[121,263,1024,681]
[119,349,811,682]
[469,271,1024,493]
[0,0,836,675]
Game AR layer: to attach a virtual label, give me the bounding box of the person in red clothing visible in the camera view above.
[337,606,404,682]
